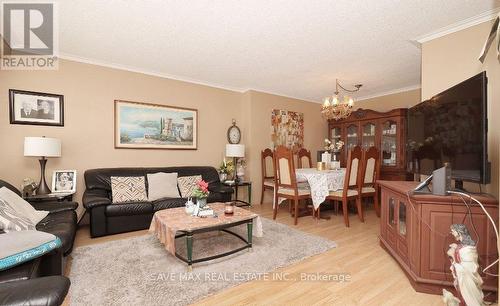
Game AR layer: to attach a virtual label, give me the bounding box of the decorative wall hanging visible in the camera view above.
[271,109,304,152]
[9,89,64,126]
[115,100,197,150]
[478,12,499,63]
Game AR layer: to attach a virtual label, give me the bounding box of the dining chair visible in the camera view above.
[260,148,275,205]
[326,145,363,227]
[273,146,311,225]
[297,148,313,168]
[359,146,381,218]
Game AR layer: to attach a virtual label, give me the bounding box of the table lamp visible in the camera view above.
[225,144,245,182]
[24,136,61,195]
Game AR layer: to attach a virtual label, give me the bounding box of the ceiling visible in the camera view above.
[56,0,500,102]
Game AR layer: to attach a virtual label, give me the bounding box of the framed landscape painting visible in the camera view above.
[114,100,198,150]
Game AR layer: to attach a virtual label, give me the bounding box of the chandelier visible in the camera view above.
[321,79,362,121]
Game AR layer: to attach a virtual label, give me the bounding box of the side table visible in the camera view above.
[24,192,74,202]
[222,181,252,207]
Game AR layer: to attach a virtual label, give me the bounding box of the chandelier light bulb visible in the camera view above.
[323,97,331,107]
[332,96,339,105]
[348,97,354,107]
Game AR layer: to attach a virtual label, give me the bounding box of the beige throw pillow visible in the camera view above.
[111,176,148,204]
[147,172,180,201]
[177,175,202,198]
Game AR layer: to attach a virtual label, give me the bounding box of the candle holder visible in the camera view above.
[224,202,234,215]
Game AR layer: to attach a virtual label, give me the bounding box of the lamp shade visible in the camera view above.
[226,144,245,158]
[24,137,61,157]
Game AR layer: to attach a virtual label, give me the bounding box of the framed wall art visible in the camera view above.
[9,89,64,126]
[271,109,304,152]
[115,100,198,150]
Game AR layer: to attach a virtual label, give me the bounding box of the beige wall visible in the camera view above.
[357,89,421,112]
[0,60,244,217]
[244,90,328,203]
[421,20,500,197]
[0,59,329,215]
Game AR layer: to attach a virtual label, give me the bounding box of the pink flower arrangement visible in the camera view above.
[193,180,210,198]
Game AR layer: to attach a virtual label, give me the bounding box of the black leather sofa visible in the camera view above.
[0,179,77,306]
[83,166,233,237]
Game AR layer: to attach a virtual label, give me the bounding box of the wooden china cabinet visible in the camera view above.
[328,108,410,180]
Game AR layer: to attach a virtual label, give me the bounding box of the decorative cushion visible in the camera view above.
[110,176,148,204]
[329,189,358,197]
[0,230,61,271]
[362,186,376,193]
[0,199,35,232]
[147,172,180,201]
[177,175,202,198]
[277,187,310,196]
[263,178,275,187]
[0,187,49,225]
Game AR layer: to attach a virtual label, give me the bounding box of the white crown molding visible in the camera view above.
[58,53,246,93]
[414,7,500,44]
[356,84,421,102]
[59,52,323,104]
[59,53,418,105]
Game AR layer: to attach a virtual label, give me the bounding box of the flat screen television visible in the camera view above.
[407,71,490,187]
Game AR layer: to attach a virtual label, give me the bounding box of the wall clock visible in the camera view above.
[227,119,241,144]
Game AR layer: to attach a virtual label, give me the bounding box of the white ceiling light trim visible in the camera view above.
[356,84,421,102]
[414,7,500,44]
[58,52,246,93]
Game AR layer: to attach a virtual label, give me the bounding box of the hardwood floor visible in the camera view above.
[68,201,443,305]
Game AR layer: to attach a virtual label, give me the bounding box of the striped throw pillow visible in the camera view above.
[0,199,35,232]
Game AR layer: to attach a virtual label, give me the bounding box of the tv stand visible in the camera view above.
[378,180,498,300]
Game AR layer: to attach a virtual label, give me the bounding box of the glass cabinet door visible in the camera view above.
[362,122,376,149]
[388,198,396,227]
[346,124,359,153]
[331,127,341,142]
[381,120,398,166]
[399,201,407,236]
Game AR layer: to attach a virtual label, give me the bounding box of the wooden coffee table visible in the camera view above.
[149,202,259,271]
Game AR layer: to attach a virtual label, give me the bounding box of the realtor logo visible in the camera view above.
[1,2,58,70]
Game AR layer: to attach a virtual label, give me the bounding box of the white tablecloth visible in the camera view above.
[296,168,346,209]
[274,168,346,209]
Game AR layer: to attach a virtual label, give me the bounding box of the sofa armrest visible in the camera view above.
[208,183,234,195]
[83,189,111,209]
[30,201,78,214]
[0,276,70,306]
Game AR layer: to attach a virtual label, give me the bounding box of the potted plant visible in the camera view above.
[192,180,210,208]
[218,158,234,181]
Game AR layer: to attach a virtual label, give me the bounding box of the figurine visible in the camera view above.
[185,198,195,215]
[444,224,485,306]
[21,178,37,198]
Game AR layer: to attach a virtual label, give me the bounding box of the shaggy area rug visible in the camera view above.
[69,217,336,305]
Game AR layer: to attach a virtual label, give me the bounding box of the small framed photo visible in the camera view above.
[52,170,77,193]
[9,89,64,126]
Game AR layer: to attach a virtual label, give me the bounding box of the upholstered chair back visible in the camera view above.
[297,148,312,168]
[344,146,363,190]
[362,146,380,185]
[273,146,298,188]
[261,148,274,179]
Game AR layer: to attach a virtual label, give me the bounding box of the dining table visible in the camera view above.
[295,167,346,209]
[274,167,346,210]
